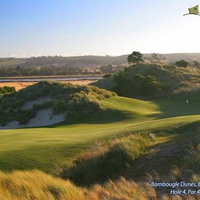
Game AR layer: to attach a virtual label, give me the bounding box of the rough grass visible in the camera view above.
[1,169,199,200]
[0,170,166,200]
[122,121,200,180]
[62,133,153,186]
[0,170,85,200]
[0,81,116,125]
[0,171,198,200]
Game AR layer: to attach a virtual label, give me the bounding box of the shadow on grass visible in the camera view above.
[4,108,131,130]
[150,97,200,119]
[51,109,132,127]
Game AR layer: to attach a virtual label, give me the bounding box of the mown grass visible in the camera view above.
[0,94,200,173]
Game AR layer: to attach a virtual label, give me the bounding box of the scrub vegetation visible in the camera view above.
[93,63,200,99]
[0,81,116,126]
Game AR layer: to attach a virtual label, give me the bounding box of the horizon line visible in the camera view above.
[2,52,200,59]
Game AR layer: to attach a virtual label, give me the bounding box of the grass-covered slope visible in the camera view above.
[0,81,116,126]
[0,92,200,173]
[0,95,160,172]
[92,64,200,98]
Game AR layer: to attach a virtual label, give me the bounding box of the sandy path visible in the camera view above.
[0,80,96,91]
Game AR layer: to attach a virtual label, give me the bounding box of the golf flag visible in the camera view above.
[183,4,200,16]
[189,4,199,14]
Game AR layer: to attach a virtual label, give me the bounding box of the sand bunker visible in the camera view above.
[21,97,51,110]
[0,108,65,129]
[0,97,65,129]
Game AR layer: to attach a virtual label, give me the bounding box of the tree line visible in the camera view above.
[0,65,125,77]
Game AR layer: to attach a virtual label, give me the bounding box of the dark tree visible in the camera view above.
[127,51,143,64]
[175,60,188,68]
[145,53,166,65]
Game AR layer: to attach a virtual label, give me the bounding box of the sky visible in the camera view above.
[0,0,200,57]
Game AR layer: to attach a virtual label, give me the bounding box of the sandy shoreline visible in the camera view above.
[0,80,96,91]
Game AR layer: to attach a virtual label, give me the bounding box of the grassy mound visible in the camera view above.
[0,81,116,126]
[92,64,200,98]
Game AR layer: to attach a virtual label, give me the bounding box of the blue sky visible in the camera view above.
[0,0,200,57]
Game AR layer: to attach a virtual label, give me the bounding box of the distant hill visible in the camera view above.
[144,53,200,63]
[0,55,128,68]
[1,53,200,68]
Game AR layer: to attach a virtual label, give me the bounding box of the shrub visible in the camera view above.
[175,59,188,68]
[113,70,163,98]
[0,86,15,94]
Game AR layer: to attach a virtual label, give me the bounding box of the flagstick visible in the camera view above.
[183,13,200,16]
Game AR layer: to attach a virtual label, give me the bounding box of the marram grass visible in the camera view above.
[0,170,84,200]
[0,170,199,200]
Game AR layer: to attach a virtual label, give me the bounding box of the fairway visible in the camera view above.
[0,95,200,173]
